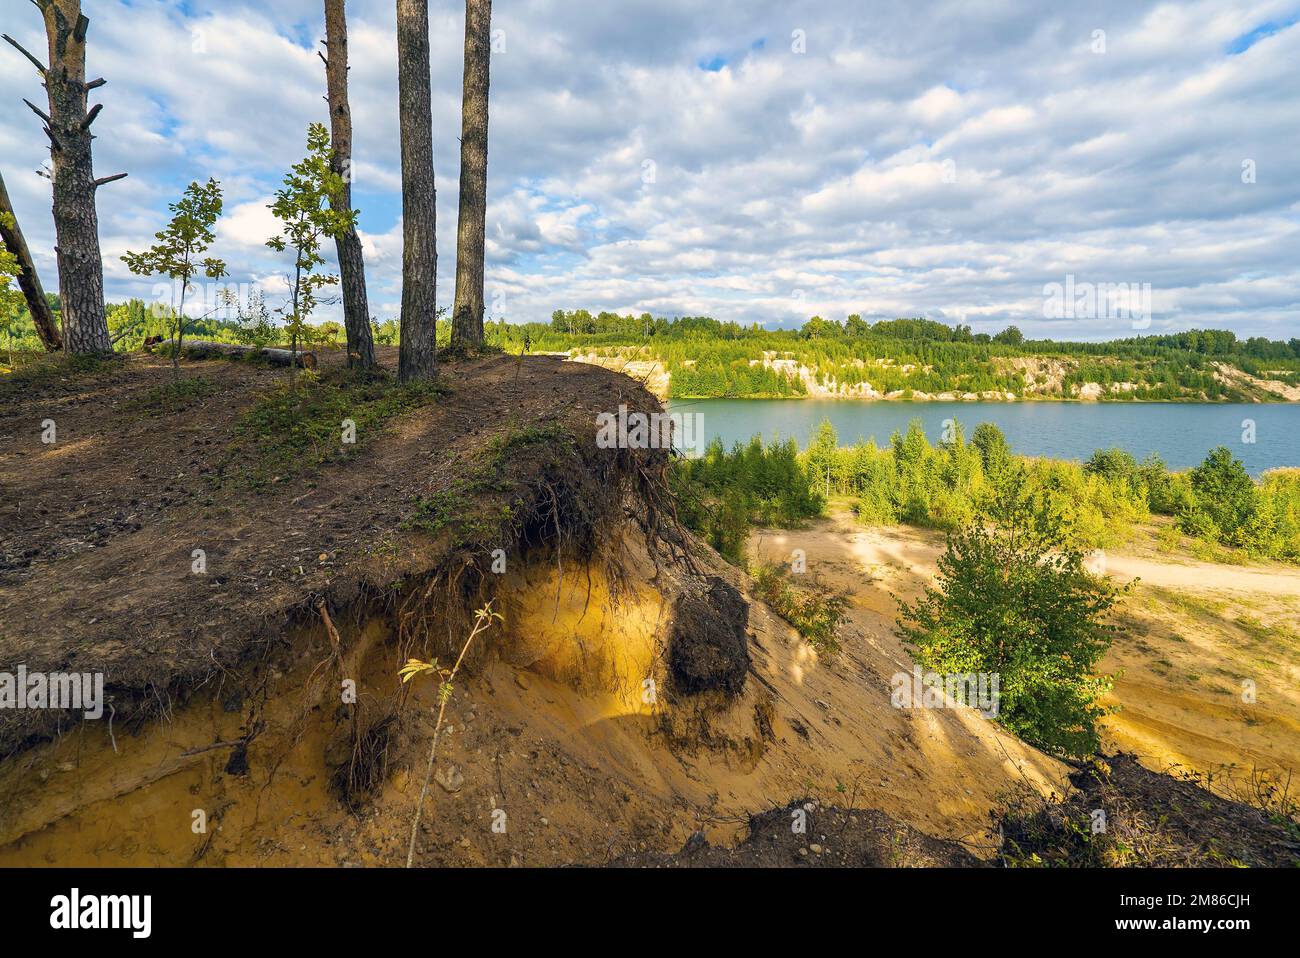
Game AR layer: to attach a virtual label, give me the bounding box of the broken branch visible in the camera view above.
[2,33,48,74]
[22,98,51,125]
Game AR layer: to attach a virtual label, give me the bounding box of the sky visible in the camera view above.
[1,0,1298,340]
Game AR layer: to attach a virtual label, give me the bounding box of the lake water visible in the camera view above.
[665,399,1300,474]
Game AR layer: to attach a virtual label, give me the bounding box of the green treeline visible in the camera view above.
[484,312,1300,402]
[1,293,414,363]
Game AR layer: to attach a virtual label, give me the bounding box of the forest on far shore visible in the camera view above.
[529,312,1300,401]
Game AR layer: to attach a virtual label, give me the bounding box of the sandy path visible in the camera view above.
[752,506,1300,597]
[1103,553,1300,596]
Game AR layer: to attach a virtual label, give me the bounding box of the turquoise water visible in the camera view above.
[666,399,1300,474]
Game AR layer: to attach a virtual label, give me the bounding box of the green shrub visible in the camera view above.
[749,561,848,654]
[1183,446,1259,547]
[1139,454,1193,515]
[1171,448,1300,561]
[668,421,1299,575]
[897,490,1125,758]
[1085,447,1139,485]
[1258,471,1300,561]
[972,422,1012,477]
[820,418,1143,549]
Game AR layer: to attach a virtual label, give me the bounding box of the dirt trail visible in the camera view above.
[1104,553,1300,596]
[751,509,1300,803]
[768,513,1300,597]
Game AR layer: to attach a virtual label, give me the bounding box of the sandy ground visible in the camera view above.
[750,509,1300,804]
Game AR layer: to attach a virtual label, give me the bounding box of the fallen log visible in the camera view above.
[0,170,61,351]
[169,340,317,369]
[260,347,318,369]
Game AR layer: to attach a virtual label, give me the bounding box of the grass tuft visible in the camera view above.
[749,560,848,654]
[127,376,215,416]
[215,367,445,488]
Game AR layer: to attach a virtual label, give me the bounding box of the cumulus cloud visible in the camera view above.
[0,0,1296,338]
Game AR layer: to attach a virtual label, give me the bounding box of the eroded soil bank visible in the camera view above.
[0,348,1071,866]
[0,525,1064,867]
[6,349,1289,868]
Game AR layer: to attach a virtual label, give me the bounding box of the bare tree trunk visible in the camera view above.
[0,169,61,351]
[396,0,438,382]
[449,0,491,352]
[173,271,188,380]
[290,263,302,391]
[322,0,376,371]
[5,0,125,355]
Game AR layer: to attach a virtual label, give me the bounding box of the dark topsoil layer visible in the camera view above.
[1000,753,1300,867]
[0,346,668,756]
[622,752,1300,867]
[615,800,986,867]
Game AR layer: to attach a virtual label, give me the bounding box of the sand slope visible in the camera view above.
[750,510,1300,805]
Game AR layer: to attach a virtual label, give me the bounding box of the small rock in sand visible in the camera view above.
[435,765,464,793]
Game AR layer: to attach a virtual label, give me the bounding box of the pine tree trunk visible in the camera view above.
[396,0,438,382]
[323,0,376,370]
[449,0,491,351]
[0,169,61,351]
[35,0,112,354]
